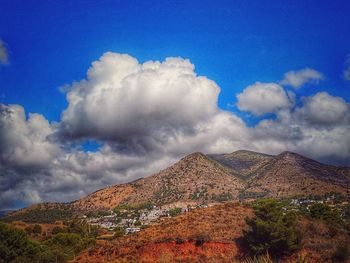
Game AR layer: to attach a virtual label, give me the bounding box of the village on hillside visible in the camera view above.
[83,191,350,237]
[84,202,210,235]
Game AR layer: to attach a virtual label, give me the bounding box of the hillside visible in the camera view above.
[72,150,350,211]
[208,150,274,179]
[242,151,350,198]
[72,202,350,263]
[73,202,252,262]
[72,152,244,210]
[3,150,350,222]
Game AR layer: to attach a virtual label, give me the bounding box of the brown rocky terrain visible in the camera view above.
[242,151,350,198]
[72,202,350,263]
[72,202,252,262]
[69,152,244,211]
[4,150,350,220]
[208,150,274,179]
[72,150,349,212]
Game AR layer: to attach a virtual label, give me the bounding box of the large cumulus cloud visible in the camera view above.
[1,52,349,209]
[59,53,222,154]
[0,104,60,207]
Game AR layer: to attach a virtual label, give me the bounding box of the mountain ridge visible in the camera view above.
[4,150,350,220]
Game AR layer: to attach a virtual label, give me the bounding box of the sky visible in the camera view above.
[0,0,350,210]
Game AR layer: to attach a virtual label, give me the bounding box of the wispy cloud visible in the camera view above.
[280,68,323,88]
[0,39,9,64]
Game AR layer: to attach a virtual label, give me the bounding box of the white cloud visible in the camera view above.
[280,68,323,88]
[296,92,350,125]
[0,104,61,207]
[0,105,60,169]
[251,92,350,164]
[344,55,350,81]
[236,82,292,115]
[0,39,8,64]
[59,52,221,153]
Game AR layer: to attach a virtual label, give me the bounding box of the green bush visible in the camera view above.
[243,199,302,258]
[0,221,96,263]
[307,203,343,225]
[114,227,125,238]
[0,222,43,263]
[168,207,182,217]
[43,233,95,262]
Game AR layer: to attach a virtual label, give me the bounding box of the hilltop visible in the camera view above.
[72,150,350,211]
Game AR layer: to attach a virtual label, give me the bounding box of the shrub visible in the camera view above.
[175,238,184,244]
[2,208,73,223]
[307,203,343,225]
[43,232,95,262]
[114,227,125,238]
[332,243,350,262]
[168,207,182,217]
[52,226,65,235]
[33,224,42,235]
[243,199,302,258]
[0,222,44,263]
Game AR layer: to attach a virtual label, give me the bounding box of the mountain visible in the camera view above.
[3,150,350,221]
[72,152,244,211]
[243,151,350,198]
[208,150,274,180]
[211,150,350,199]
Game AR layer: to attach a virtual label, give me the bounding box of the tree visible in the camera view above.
[243,199,302,258]
[33,224,42,235]
[0,222,42,263]
[308,203,343,225]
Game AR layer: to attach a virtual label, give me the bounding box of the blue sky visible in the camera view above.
[1,1,350,209]
[1,0,349,121]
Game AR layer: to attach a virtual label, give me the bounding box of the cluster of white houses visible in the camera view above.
[85,204,198,233]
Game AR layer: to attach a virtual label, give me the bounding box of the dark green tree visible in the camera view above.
[243,199,302,258]
[308,203,343,225]
[0,222,42,263]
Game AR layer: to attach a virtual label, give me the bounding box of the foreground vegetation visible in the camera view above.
[243,199,302,258]
[2,208,73,224]
[2,196,350,262]
[243,198,350,262]
[0,220,97,263]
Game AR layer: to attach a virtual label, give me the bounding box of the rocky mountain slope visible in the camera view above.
[72,152,244,210]
[70,150,350,210]
[4,150,350,219]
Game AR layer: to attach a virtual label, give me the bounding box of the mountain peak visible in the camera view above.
[277,151,309,162]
